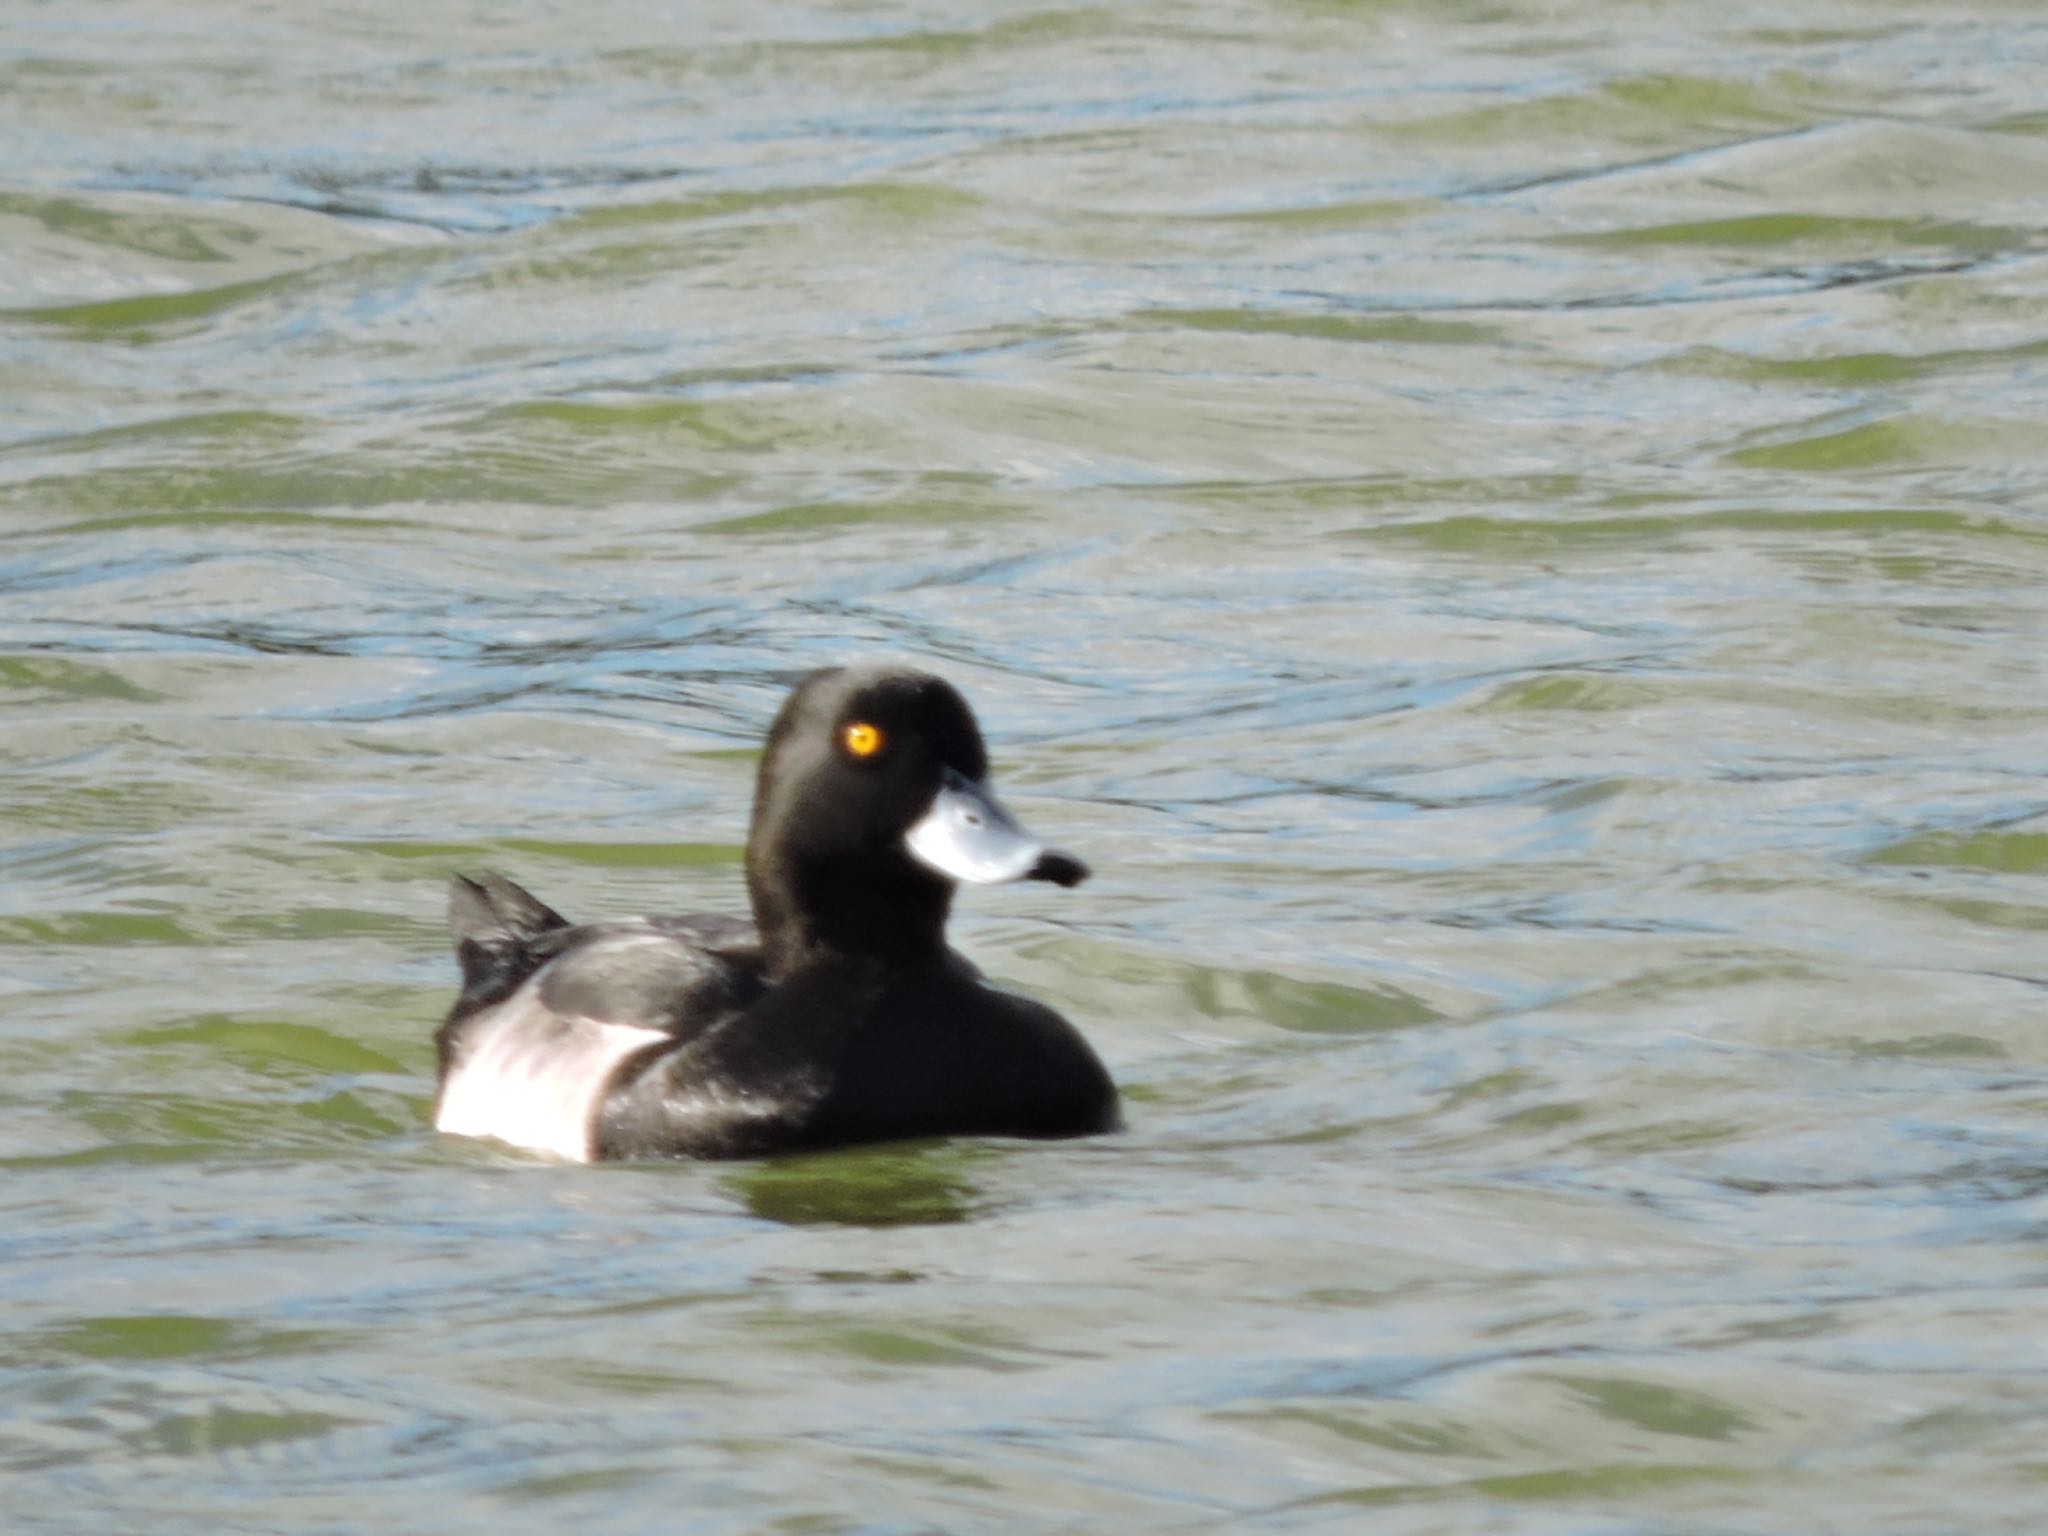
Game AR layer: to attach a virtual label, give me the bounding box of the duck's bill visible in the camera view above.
[905,768,1090,887]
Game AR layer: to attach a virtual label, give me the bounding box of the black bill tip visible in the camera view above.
[1027,850,1090,888]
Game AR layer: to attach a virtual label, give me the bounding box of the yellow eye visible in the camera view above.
[841,721,884,758]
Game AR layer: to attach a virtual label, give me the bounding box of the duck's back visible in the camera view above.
[434,873,765,1160]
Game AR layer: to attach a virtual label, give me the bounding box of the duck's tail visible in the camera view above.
[445,871,570,1018]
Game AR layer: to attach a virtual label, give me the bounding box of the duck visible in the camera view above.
[432,664,1120,1161]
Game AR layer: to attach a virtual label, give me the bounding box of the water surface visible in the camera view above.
[5,3,2048,1531]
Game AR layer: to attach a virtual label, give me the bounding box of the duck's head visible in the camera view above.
[745,666,1087,969]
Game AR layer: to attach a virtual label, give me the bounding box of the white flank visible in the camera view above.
[435,985,669,1162]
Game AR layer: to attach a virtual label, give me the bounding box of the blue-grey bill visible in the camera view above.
[904,768,1088,887]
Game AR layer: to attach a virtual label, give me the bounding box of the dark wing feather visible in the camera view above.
[536,924,764,1040]
[437,871,770,1124]
[444,872,573,1027]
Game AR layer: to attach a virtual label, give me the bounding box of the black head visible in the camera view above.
[745,666,1087,971]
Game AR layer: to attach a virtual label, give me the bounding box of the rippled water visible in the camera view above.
[6,2,2048,1531]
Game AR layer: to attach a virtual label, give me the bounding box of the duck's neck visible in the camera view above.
[749,851,953,978]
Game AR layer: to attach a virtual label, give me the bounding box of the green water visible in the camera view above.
[5,3,2048,1531]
